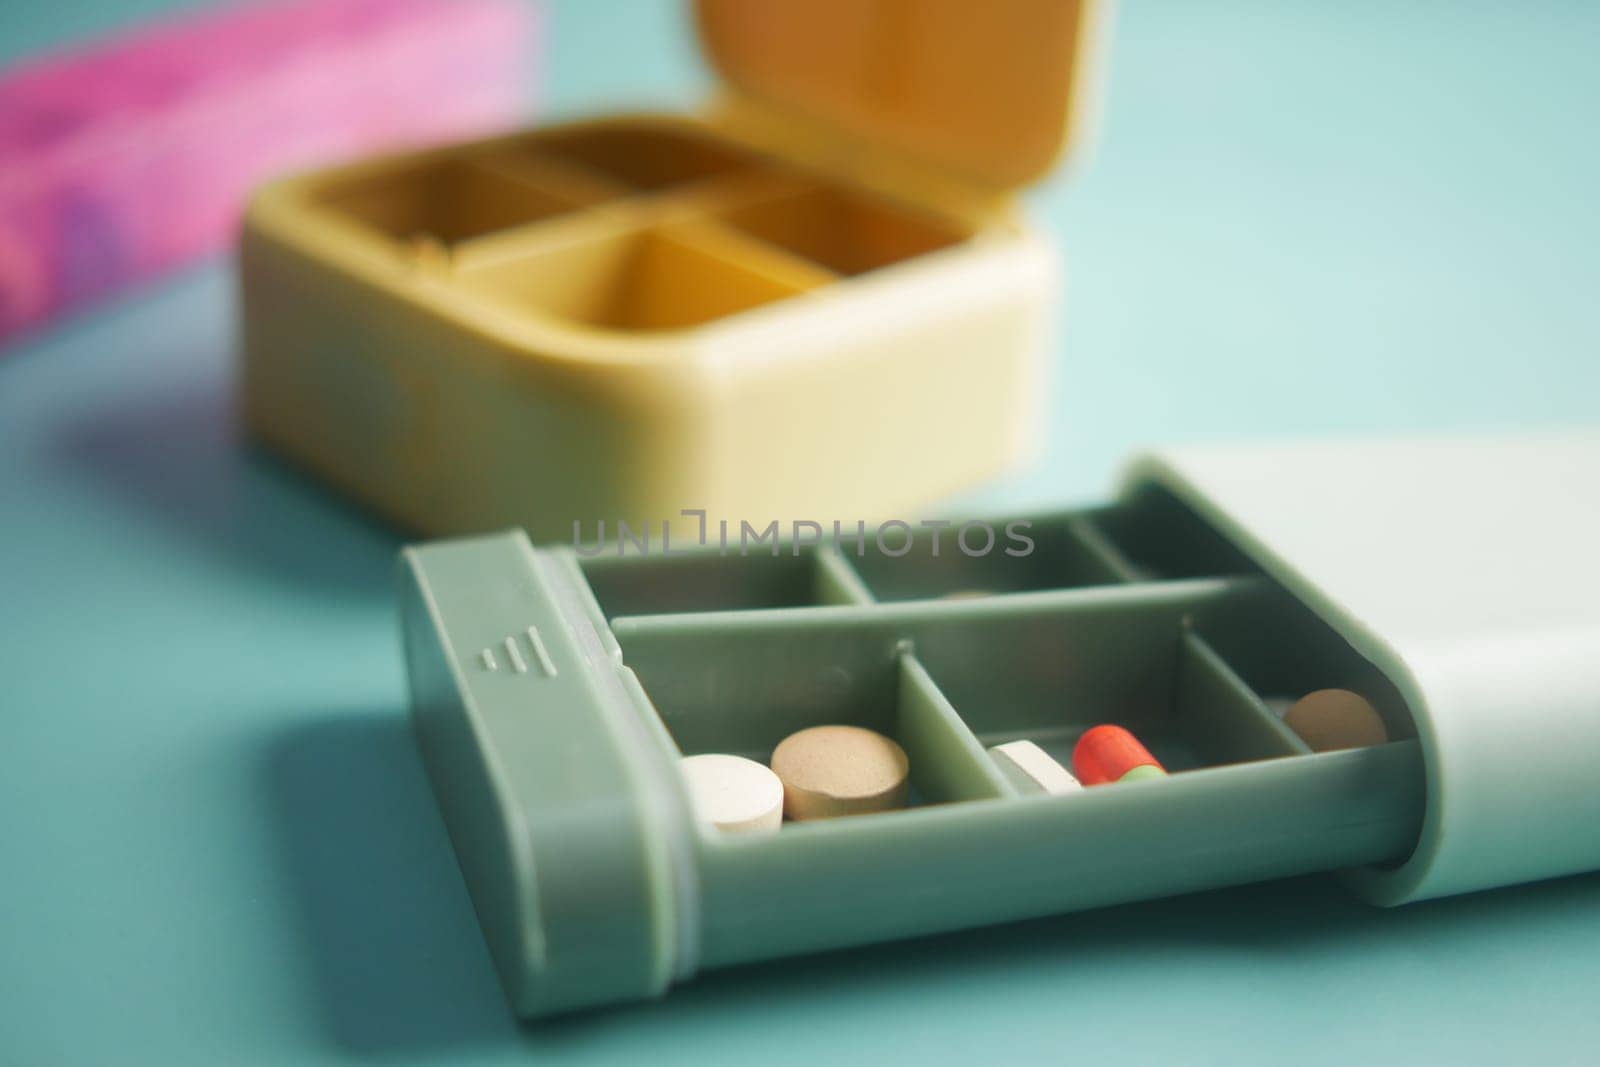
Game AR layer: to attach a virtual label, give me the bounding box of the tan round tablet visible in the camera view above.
[770,725,910,820]
[679,754,784,834]
[942,589,991,601]
[1282,689,1389,752]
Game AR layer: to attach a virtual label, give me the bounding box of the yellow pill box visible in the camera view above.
[240,1,1108,540]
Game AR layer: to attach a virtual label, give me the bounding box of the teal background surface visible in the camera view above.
[3,1,1599,1062]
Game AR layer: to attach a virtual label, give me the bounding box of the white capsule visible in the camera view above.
[989,740,1081,795]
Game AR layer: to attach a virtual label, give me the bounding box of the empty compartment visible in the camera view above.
[1192,584,1418,745]
[902,581,1422,880]
[612,618,1006,814]
[711,180,970,275]
[840,513,1140,603]
[502,121,760,191]
[1087,485,1259,580]
[907,582,1298,773]
[580,546,856,618]
[459,220,816,331]
[1177,628,1312,762]
[316,157,595,247]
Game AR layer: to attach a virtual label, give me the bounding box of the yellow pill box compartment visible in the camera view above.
[400,482,1426,1018]
[241,0,1106,540]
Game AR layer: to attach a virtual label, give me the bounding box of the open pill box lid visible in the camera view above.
[1127,432,1600,906]
[695,0,1107,192]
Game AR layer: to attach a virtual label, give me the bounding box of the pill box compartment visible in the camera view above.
[315,153,617,252]
[490,120,763,192]
[580,545,874,619]
[1193,582,1418,745]
[907,583,1308,771]
[837,496,1224,602]
[305,117,980,333]
[706,177,969,276]
[613,619,1010,811]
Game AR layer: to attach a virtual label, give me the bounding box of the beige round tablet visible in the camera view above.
[942,590,991,601]
[1282,689,1389,752]
[770,725,910,820]
[679,754,784,834]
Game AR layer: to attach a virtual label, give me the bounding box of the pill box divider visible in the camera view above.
[465,144,635,205]
[897,653,1021,799]
[430,157,632,271]
[459,216,824,332]
[814,545,878,606]
[1175,627,1313,762]
[1061,513,1148,582]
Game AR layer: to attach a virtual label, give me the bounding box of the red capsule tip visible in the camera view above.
[1072,724,1165,785]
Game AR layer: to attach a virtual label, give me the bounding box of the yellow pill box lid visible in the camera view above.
[696,0,1108,194]
[1126,432,1600,907]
